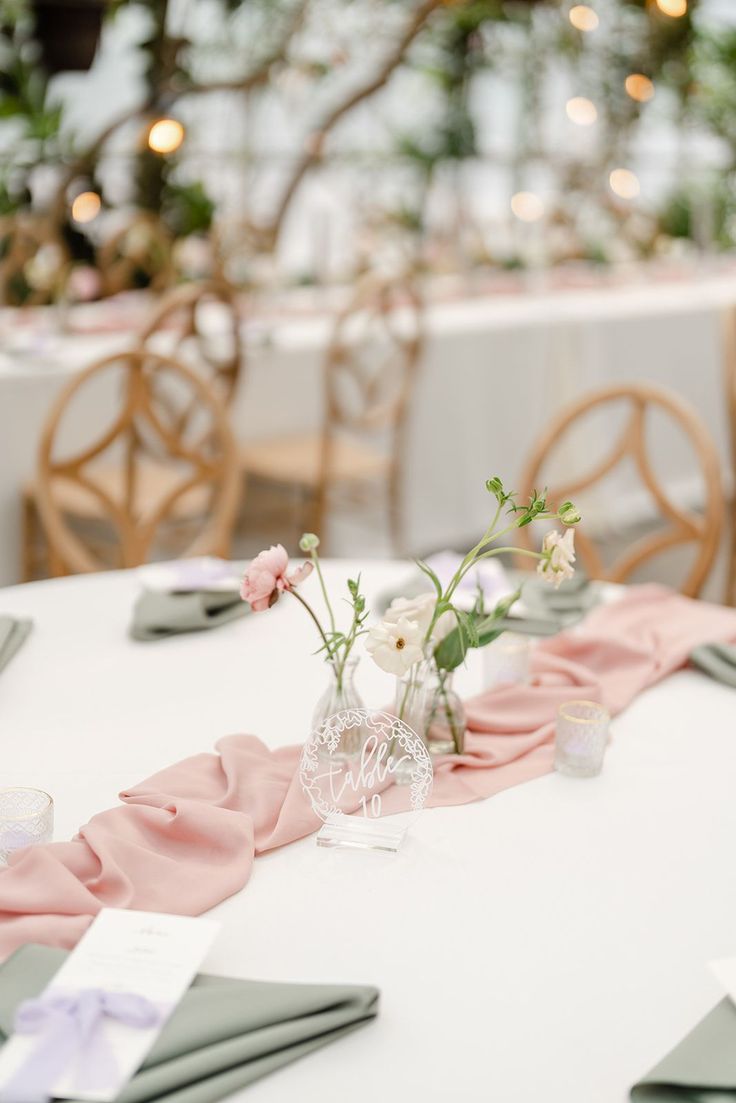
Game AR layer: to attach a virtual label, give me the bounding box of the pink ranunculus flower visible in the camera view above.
[240,545,313,611]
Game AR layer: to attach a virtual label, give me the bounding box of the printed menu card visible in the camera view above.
[0,908,221,1101]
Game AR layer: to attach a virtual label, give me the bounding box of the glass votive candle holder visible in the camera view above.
[0,788,54,863]
[483,632,532,690]
[555,700,610,778]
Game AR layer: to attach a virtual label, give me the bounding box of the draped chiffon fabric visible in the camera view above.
[1,585,735,961]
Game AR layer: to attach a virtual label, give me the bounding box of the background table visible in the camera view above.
[1,270,736,586]
[1,560,735,1101]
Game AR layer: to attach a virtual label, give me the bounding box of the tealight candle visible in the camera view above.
[0,788,53,862]
[555,701,610,778]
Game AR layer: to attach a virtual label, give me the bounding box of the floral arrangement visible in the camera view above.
[239,477,579,757]
[367,478,580,677]
[365,477,580,752]
[240,534,367,696]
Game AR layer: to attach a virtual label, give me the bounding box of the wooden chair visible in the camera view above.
[518,382,723,598]
[97,212,174,297]
[137,279,244,413]
[23,349,239,576]
[239,274,423,552]
[0,213,69,306]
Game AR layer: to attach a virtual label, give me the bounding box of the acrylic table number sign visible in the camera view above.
[299,708,433,853]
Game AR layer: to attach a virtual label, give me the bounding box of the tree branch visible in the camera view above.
[262,0,449,247]
[174,0,309,96]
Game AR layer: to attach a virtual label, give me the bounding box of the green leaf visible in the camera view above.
[415,558,443,601]
[434,587,522,672]
[433,626,468,672]
[454,607,479,648]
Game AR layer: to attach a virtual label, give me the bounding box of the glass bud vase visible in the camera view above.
[425,667,466,756]
[392,659,431,784]
[312,657,366,760]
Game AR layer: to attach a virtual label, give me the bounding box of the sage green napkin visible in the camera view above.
[0,616,32,673]
[690,643,736,689]
[631,998,736,1100]
[130,590,248,641]
[0,944,379,1103]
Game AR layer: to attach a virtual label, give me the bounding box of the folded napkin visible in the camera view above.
[631,997,736,1100]
[130,590,248,641]
[521,571,594,615]
[0,944,379,1103]
[690,643,736,688]
[0,617,32,673]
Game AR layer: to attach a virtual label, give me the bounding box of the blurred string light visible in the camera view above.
[511,192,545,222]
[568,5,599,32]
[147,118,184,154]
[625,74,655,103]
[609,169,640,199]
[71,191,101,224]
[566,96,598,125]
[655,0,687,16]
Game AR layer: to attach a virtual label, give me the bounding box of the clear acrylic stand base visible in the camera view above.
[316,813,407,853]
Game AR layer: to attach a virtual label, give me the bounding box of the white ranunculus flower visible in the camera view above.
[384,593,435,636]
[537,528,576,589]
[365,615,424,675]
[384,593,456,644]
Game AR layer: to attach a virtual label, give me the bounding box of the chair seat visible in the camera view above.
[239,433,390,487]
[25,460,211,524]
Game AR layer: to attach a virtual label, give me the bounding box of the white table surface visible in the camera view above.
[1,560,736,1102]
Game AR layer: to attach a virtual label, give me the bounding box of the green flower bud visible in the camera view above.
[558,502,581,525]
[299,533,320,552]
[485,476,505,502]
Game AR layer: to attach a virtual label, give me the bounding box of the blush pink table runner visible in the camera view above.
[2,584,736,961]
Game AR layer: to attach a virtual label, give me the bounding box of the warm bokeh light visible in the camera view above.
[655,0,687,16]
[147,118,185,154]
[71,191,101,224]
[511,192,545,222]
[625,74,655,103]
[568,5,599,32]
[609,169,640,200]
[566,97,598,126]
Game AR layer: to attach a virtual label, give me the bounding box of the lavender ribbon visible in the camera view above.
[0,988,160,1103]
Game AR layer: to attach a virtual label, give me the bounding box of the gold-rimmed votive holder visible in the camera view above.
[0,788,54,863]
[555,700,610,778]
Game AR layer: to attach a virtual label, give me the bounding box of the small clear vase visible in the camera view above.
[425,667,466,755]
[394,660,430,740]
[312,656,366,760]
[392,658,431,784]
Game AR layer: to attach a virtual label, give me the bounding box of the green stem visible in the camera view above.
[311,550,337,639]
[470,546,544,565]
[435,666,462,754]
[453,502,503,583]
[289,588,340,684]
[445,513,557,603]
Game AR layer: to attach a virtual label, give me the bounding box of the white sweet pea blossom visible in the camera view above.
[365,615,424,675]
[384,593,455,644]
[538,528,576,588]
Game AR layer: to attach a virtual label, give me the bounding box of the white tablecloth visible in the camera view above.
[1,560,735,1101]
[1,274,736,585]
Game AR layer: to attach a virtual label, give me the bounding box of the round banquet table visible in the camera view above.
[1,561,736,1102]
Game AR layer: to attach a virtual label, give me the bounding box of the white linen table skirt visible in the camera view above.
[0,272,734,584]
[0,561,734,1101]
